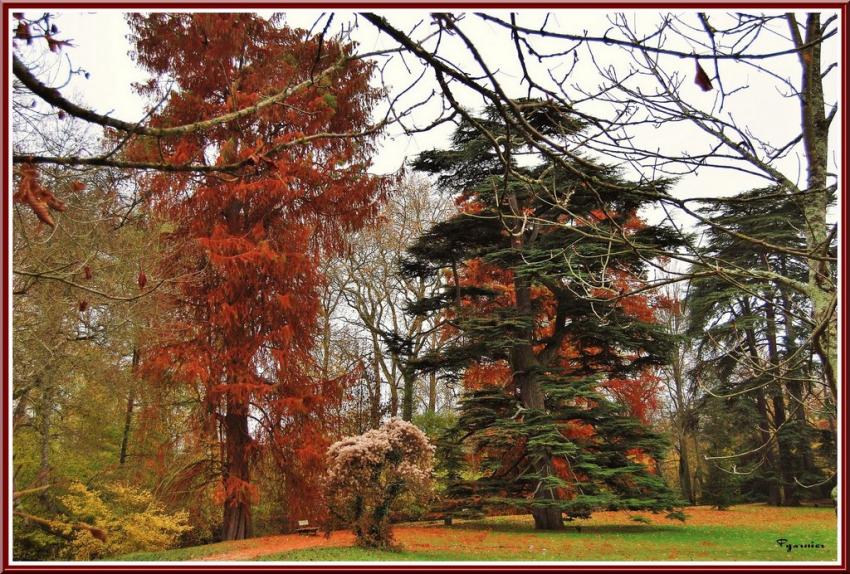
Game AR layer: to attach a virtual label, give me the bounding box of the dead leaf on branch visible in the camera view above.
[694,60,713,92]
[13,164,68,226]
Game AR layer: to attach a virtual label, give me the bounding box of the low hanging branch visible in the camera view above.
[12,485,52,500]
[13,510,107,542]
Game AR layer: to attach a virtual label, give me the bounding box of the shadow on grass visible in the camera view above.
[449,520,679,535]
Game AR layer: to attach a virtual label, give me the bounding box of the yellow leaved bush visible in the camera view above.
[59,482,191,560]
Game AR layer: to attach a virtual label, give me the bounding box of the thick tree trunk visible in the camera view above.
[673,363,696,504]
[222,399,252,541]
[513,270,563,531]
[692,432,704,501]
[532,504,565,530]
[428,372,437,414]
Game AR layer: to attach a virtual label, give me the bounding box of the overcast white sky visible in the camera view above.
[11,9,842,231]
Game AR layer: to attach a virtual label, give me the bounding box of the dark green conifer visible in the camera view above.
[403,102,682,529]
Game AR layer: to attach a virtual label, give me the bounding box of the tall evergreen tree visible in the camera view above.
[402,102,681,530]
[688,187,830,505]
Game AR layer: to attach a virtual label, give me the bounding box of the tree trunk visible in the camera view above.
[692,431,704,501]
[221,398,252,541]
[370,347,383,428]
[401,365,414,421]
[428,372,437,414]
[513,268,563,531]
[777,277,817,474]
[673,362,695,504]
[119,348,139,465]
[764,298,797,506]
[755,388,782,506]
[36,379,58,511]
[119,391,135,465]
[789,13,836,404]
[744,324,782,506]
[37,378,52,482]
[678,433,695,504]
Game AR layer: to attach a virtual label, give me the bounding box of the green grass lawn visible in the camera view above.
[115,505,837,562]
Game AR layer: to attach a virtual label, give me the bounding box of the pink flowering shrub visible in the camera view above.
[324,418,435,549]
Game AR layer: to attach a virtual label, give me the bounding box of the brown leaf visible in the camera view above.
[694,60,713,92]
[138,271,147,289]
[79,300,88,312]
[44,192,66,212]
[15,22,30,40]
[45,35,73,53]
[89,526,107,542]
[30,198,55,227]
[14,165,64,226]
[83,266,92,281]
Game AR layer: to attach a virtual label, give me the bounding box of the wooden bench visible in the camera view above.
[294,519,319,536]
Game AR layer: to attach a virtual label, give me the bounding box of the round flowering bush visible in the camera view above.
[324,418,435,549]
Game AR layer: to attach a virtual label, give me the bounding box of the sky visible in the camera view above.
[11,9,843,232]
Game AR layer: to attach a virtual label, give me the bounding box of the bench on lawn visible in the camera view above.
[295,519,319,536]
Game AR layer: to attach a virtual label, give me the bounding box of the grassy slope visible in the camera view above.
[116,504,837,562]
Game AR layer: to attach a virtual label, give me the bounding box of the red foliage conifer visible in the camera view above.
[127,13,386,540]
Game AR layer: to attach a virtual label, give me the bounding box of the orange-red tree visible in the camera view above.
[126,14,386,540]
